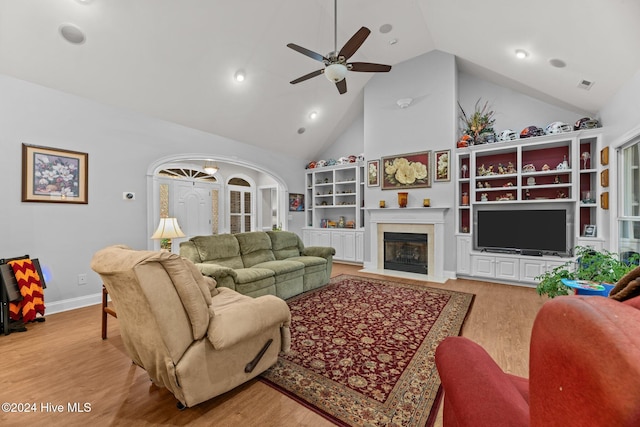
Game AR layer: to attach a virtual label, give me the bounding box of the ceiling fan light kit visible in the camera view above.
[287,0,391,94]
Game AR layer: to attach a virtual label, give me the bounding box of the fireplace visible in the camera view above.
[384,232,428,275]
[364,206,449,282]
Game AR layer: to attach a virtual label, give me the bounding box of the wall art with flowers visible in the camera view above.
[381,151,431,190]
[434,149,451,182]
[22,144,88,204]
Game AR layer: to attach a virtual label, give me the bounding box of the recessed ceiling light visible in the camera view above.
[59,24,86,44]
[379,24,393,34]
[234,70,246,82]
[549,58,567,68]
[297,127,306,134]
[309,111,318,120]
[515,49,528,59]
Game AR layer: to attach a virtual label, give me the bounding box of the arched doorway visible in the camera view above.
[146,154,288,251]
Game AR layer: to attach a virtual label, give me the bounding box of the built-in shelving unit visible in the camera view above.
[303,162,365,263]
[455,129,606,285]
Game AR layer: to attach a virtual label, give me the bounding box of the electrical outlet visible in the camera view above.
[78,274,87,285]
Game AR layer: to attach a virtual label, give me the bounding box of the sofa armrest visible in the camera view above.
[435,336,529,427]
[196,263,237,282]
[302,246,335,259]
[207,295,291,350]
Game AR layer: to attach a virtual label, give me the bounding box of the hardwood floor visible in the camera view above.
[0,263,547,426]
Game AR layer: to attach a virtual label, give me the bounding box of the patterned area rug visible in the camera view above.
[261,274,474,426]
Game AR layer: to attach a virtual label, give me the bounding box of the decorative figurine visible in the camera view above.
[525,189,531,200]
[507,162,517,174]
[484,182,491,188]
[523,163,536,172]
[581,151,591,169]
[481,193,488,202]
[477,181,484,188]
[461,164,468,178]
[554,175,561,184]
[542,164,551,171]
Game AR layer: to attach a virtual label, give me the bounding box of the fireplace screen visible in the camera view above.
[383,232,428,275]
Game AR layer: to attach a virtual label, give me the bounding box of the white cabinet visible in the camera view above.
[355,231,364,263]
[456,235,472,275]
[309,229,331,247]
[495,257,519,281]
[471,255,495,278]
[455,129,606,286]
[304,162,366,263]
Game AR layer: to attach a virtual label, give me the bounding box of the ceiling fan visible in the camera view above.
[287,0,392,94]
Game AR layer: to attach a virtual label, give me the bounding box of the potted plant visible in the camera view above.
[536,246,640,298]
[458,98,496,142]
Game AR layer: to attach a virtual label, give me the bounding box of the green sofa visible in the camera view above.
[179,231,335,299]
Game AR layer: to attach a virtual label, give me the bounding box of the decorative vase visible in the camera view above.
[398,192,408,208]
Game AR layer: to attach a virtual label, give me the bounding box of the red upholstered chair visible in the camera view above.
[435,295,640,427]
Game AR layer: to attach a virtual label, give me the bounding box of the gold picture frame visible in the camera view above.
[601,191,609,210]
[381,151,431,190]
[434,149,451,182]
[600,146,609,166]
[367,159,380,187]
[600,169,609,187]
[22,144,88,204]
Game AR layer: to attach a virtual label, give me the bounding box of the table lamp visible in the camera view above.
[151,217,185,251]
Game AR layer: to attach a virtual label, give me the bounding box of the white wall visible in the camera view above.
[598,70,640,251]
[316,115,364,161]
[458,71,585,137]
[0,74,306,312]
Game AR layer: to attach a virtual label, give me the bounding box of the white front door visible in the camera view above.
[174,181,214,248]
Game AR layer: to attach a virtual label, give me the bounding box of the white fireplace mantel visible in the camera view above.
[362,207,450,282]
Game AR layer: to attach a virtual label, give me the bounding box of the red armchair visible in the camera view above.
[435,295,640,427]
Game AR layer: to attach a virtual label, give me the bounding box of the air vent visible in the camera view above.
[577,79,594,90]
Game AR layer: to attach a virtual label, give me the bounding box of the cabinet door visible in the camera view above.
[456,236,472,275]
[342,232,356,262]
[355,231,364,262]
[310,230,331,247]
[302,229,310,247]
[495,257,519,281]
[471,255,495,278]
[331,232,344,260]
[519,258,546,283]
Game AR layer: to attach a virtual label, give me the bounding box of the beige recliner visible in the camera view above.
[91,245,291,408]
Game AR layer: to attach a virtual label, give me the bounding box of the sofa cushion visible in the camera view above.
[286,255,327,273]
[236,231,276,267]
[253,260,305,282]
[267,230,302,260]
[191,235,244,270]
[233,267,275,284]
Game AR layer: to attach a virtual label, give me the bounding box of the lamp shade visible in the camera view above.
[324,63,347,82]
[151,217,186,239]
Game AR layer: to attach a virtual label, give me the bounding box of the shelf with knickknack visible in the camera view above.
[303,161,365,262]
[455,128,607,283]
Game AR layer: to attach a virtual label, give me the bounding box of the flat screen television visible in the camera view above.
[475,209,571,256]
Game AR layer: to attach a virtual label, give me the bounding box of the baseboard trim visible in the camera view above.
[45,292,102,315]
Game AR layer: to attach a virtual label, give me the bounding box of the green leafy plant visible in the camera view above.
[536,246,639,298]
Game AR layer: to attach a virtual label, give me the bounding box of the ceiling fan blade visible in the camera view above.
[349,62,392,73]
[290,69,324,85]
[287,43,327,63]
[338,27,371,60]
[335,79,347,94]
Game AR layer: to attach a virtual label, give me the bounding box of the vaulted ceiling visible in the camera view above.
[1,0,638,159]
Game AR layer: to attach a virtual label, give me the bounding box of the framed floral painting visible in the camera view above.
[22,144,88,204]
[434,149,451,182]
[367,159,380,187]
[381,151,431,189]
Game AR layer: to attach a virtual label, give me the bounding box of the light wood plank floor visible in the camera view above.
[0,263,547,426]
